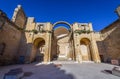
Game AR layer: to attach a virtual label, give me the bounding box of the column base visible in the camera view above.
[94,60,101,63]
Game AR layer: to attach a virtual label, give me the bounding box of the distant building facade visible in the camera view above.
[0,5,120,65]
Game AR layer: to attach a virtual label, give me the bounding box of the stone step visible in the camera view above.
[51,60,76,64]
[51,60,94,64]
[57,58,68,61]
[82,61,94,63]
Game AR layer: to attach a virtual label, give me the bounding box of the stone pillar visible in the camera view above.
[44,34,49,63]
[48,33,52,62]
[89,23,101,63]
[48,23,52,62]
[44,23,52,63]
[90,40,101,63]
[71,40,75,60]
[73,23,82,63]
[77,41,82,63]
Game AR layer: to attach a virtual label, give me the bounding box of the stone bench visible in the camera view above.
[4,68,23,79]
[111,59,120,65]
[112,67,120,77]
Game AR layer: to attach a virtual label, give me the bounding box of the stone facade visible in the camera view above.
[0,5,120,65]
[0,9,22,65]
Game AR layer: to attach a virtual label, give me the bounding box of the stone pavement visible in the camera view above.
[0,61,120,79]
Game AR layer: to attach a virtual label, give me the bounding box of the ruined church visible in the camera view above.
[0,5,120,65]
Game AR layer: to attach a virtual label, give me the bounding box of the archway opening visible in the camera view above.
[33,38,45,62]
[80,38,93,61]
[51,21,74,61]
[53,21,71,38]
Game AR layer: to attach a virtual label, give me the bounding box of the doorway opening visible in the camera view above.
[33,38,45,62]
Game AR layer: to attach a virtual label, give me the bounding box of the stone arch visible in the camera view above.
[80,38,90,45]
[51,21,74,61]
[80,38,93,61]
[52,21,72,38]
[33,38,45,48]
[53,21,72,30]
[31,37,45,62]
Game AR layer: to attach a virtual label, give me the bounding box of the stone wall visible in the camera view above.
[100,19,120,61]
[0,11,21,65]
[12,5,28,61]
[12,5,27,28]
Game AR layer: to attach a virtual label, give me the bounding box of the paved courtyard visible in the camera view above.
[0,61,120,79]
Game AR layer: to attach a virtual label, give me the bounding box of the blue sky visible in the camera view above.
[0,0,120,31]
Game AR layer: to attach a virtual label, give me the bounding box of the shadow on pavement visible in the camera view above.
[101,70,112,74]
[30,63,75,79]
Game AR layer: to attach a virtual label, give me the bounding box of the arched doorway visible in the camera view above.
[51,21,74,60]
[32,38,45,62]
[80,38,92,61]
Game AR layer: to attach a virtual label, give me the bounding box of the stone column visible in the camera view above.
[89,23,101,63]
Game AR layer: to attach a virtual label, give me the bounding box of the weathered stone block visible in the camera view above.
[111,59,119,65]
[112,67,120,77]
